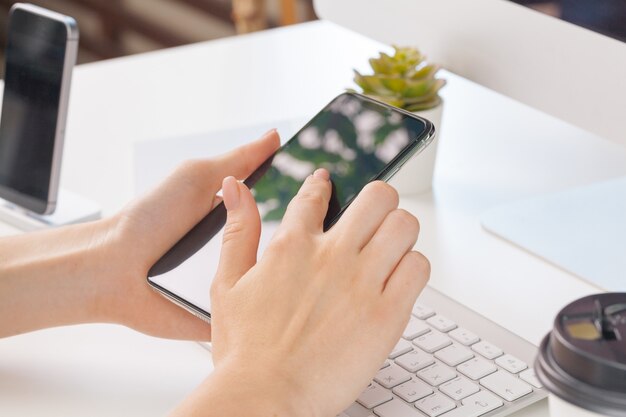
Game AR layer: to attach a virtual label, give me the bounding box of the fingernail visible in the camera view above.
[222,176,240,210]
[264,128,278,137]
[313,168,330,181]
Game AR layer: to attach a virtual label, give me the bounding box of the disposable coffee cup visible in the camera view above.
[535,293,626,417]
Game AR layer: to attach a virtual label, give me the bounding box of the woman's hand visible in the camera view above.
[173,169,430,417]
[0,130,279,340]
[101,130,280,340]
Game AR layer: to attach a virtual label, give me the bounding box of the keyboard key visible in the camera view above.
[480,370,533,401]
[520,368,543,388]
[495,354,528,374]
[380,360,391,370]
[416,362,457,386]
[374,398,422,417]
[457,357,497,380]
[426,315,457,332]
[449,328,480,346]
[443,390,504,417]
[395,349,434,372]
[343,402,374,417]
[439,376,480,400]
[389,338,414,359]
[434,343,474,366]
[374,363,412,388]
[471,341,503,360]
[413,330,452,353]
[403,317,431,340]
[414,393,456,417]
[357,382,393,409]
[392,378,433,402]
[412,303,435,319]
[338,413,350,417]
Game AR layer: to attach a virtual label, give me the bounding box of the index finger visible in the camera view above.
[279,168,332,234]
[205,129,281,189]
[126,130,280,260]
[140,129,280,214]
[330,181,399,250]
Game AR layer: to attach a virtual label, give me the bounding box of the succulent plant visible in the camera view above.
[353,46,445,112]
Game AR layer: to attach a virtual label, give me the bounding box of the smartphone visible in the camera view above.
[0,3,78,215]
[148,92,435,321]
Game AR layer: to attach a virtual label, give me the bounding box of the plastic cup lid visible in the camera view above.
[535,293,626,416]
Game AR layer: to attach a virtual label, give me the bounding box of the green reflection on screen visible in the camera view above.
[251,94,426,224]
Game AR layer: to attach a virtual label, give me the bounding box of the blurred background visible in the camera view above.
[0,0,624,66]
[511,0,626,42]
[0,0,318,64]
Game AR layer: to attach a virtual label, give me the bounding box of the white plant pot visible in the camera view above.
[389,101,443,195]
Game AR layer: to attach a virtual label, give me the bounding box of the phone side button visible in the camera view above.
[388,166,401,178]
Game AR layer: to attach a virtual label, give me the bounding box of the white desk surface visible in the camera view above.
[2,20,626,416]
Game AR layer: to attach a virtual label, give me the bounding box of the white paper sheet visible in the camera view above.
[134,119,305,196]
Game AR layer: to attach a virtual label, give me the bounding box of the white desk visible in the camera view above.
[2,21,626,416]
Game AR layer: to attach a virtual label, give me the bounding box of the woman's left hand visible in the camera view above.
[0,130,278,341]
[98,130,280,340]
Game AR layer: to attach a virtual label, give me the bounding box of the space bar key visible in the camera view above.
[442,391,503,417]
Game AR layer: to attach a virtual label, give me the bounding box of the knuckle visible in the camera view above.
[297,189,327,208]
[221,219,246,245]
[210,278,228,301]
[268,231,289,250]
[175,159,210,189]
[318,244,335,266]
[269,228,306,251]
[394,209,420,233]
[177,158,204,175]
[364,181,399,206]
[407,251,431,279]
[209,281,221,298]
[324,232,347,253]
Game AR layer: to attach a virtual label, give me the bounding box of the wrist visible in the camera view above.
[81,215,127,323]
[215,363,309,417]
[178,359,319,417]
[41,215,123,325]
[0,216,122,336]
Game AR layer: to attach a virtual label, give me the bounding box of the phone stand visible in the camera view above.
[0,188,101,232]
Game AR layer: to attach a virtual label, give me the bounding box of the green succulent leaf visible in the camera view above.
[393,45,421,62]
[409,64,439,80]
[365,94,406,108]
[369,57,391,74]
[354,71,393,95]
[402,92,439,105]
[406,96,442,112]
[380,77,407,93]
[352,46,445,111]
[401,79,435,98]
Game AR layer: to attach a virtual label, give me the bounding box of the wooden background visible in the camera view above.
[0,0,316,64]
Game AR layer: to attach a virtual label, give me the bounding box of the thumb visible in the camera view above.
[214,176,261,290]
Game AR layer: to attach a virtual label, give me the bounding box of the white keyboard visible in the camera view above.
[340,286,546,417]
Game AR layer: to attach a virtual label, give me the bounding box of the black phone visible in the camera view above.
[147,92,435,321]
[0,3,78,214]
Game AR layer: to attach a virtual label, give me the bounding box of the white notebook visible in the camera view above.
[481,176,626,291]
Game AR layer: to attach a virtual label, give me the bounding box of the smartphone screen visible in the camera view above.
[0,7,70,213]
[149,93,432,317]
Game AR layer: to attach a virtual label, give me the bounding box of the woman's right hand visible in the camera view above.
[173,169,430,417]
